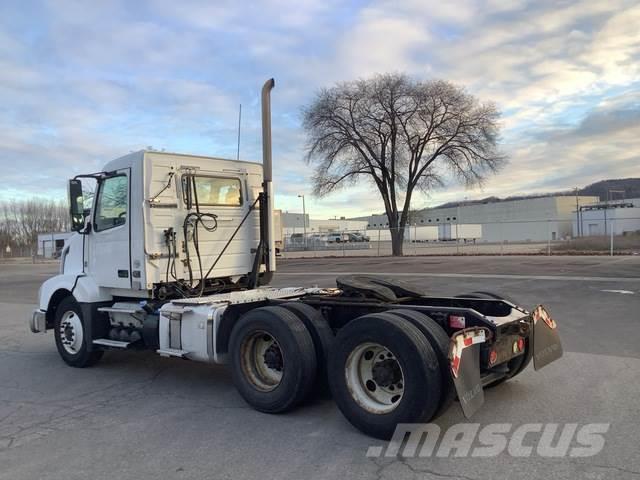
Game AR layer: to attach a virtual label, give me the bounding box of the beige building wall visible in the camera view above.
[364,196,599,242]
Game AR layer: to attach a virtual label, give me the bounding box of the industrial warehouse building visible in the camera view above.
[363,195,600,243]
[573,198,640,237]
[281,194,638,244]
[36,232,73,258]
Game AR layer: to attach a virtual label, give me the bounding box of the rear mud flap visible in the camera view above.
[449,328,491,419]
[532,305,563,370]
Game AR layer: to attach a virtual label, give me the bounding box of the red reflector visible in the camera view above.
[517,338,525,352]
[451,356,460,377]
[449,315,466,329]
[463,336,474,347]
[489,349,498,365]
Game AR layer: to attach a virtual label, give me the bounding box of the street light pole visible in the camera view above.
[574,187,580,237]
[298,194,307,248]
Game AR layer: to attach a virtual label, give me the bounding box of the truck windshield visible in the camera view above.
[94,175,128,231]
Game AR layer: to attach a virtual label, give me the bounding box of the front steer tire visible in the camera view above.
[53,296,104,368]
[328,312,442,440]
[229,306,317,413]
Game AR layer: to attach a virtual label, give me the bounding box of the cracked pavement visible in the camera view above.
[0,257,639,479]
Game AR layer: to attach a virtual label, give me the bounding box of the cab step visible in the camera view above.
[157,348,189,358]
[93,338,131,349]
[97,306,144,314]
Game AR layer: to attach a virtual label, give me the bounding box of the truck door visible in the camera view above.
[88,169,131,289]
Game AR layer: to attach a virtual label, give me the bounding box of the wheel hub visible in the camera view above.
[63,325,75,342]
[345,342,405,414]
[240,331,284,392]
[372,358,402,387]
[58,310,84,355]
[263,343,283,371]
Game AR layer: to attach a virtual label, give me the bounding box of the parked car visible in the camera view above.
[347,232,370,242]
[326,232,349,243]
[289,233,304,244]
[309,233,328,244]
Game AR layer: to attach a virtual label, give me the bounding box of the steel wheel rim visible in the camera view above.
[59,310,84,355]
[345,342,405,414]
[240,330,284,392]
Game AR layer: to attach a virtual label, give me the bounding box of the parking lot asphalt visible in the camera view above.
[1,256,639,480]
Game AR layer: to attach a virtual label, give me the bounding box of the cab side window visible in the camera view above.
[182,175,243,207]
[94,175,128,231]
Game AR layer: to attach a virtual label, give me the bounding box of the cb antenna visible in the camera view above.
[236,103,242,160]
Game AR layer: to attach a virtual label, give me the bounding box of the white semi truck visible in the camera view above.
[30,79,562,439]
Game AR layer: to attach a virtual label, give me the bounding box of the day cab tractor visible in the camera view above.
[30,79,563,439]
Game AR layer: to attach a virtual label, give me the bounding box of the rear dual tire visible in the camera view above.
[279,301,334,395]
[229,306,317,413]
[328,312,443,439]
[385,309,455,418]
[229,306,454,438]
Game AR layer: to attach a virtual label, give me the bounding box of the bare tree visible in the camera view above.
[0,199,69,256]
[302,73,505,255]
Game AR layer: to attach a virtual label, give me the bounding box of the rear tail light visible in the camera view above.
[517,337,525,352]
[488,349,498,365]
[449,315,466,329]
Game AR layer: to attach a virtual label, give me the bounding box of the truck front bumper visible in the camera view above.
[30,309,46,333]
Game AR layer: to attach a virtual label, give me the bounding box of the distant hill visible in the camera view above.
[578,178,640,201]
[435,178,640,209]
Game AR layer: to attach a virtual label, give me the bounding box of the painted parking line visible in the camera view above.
[277,272,640,283]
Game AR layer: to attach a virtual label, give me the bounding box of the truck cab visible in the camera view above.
[88,151,265,292]
[33,150,274,333]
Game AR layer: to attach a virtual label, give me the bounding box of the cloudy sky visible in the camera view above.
[1,0,639,218]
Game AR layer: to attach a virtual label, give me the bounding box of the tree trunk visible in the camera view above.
[390,226,405,256]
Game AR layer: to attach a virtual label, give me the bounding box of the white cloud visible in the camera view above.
[336,9,431,79]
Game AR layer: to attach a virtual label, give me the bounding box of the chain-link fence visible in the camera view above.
[0,244,37,259]
[280,216,640,258]
[0,237,69,262]
[2,215,639,263]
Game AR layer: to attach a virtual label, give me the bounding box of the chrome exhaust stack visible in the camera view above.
[261,78,276,273]
[261,78,275,183]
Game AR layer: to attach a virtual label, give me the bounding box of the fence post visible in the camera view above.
[377,229,381,256]
[547,220,551,256]
[610,219,614,256]
[412,225,416,256]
